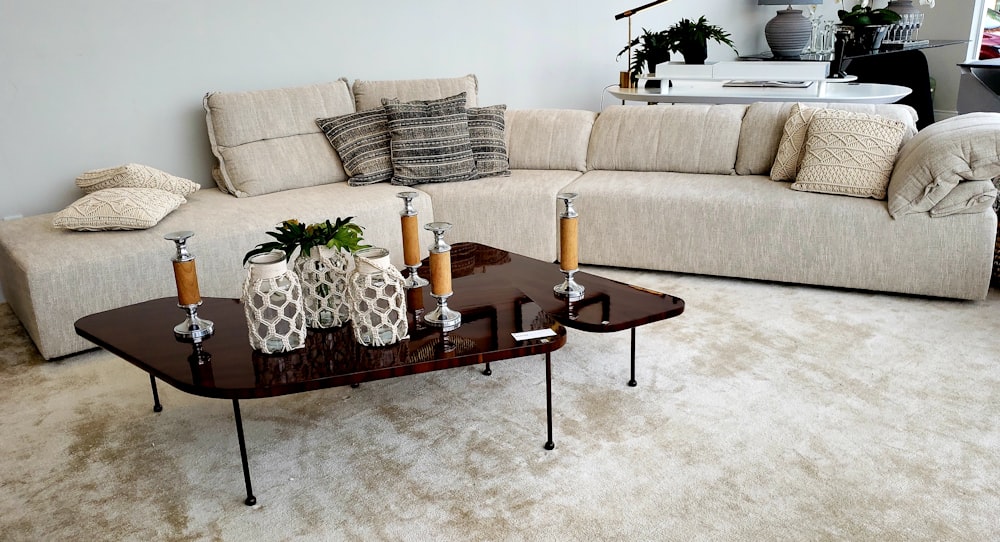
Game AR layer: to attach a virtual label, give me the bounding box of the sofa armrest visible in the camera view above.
[887,112,1000,218]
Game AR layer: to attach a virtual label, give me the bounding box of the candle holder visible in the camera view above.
[397,191,429,289]
[423,222,462,331]
[164,231,214,342]
[554,193,585,301]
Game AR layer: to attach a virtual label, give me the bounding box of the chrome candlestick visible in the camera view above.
[165,231,214,342]
[554,193,585,301]
[397,191,429,289]
[422,222,462,331]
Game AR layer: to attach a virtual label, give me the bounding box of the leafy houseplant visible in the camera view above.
[242,217,369,265]
[617,28,672,85]
[663,16,737,65]
[837,2,901,54]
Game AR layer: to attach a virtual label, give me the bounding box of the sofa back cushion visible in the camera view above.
[735,101,919,175]
[504,109,596,172]
[204,79,356,197]
[352,74,479,111]
[587,104,746,174]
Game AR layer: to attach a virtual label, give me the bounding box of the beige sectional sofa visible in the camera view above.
[1,74,997,360]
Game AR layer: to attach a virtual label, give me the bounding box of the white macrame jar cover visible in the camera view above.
[293,245,351,329]
[347,247,408,347]
[242,251,307,354]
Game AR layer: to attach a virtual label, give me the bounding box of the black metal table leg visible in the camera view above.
[232,399,257,506]
[544,352,554,450]
[149,375,163,412]
[482,362,492,376]
[627,327,638,387]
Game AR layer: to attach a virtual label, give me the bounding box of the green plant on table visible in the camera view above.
[837,2,902,29]
[242,217,369,265]
[617,27,673,82]
[663,16,737,60]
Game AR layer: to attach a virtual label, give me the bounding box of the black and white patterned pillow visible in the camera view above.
[468,105,510,180]
[316,108,393,186]
[382,93,476,186]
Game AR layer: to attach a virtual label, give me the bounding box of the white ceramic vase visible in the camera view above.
[242,251,307,354]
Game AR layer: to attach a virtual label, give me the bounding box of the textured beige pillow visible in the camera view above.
[75,164,200,196]
[771,104,860,181]
[791,111,905,199]
[52,188,186,231]
[887,112,1000,218]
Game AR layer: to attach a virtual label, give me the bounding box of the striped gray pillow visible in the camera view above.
[468,105,511,179]
[382,93,476,186]
[316,108,393,186]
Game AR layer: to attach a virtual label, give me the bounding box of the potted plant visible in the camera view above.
[838,2,902,54]
[664,16,737,65]
[243,217,369,264]
[617,28,673,87]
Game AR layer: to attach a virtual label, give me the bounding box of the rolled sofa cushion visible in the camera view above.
[316,108,393,186]
[75,163,200,196]
[888,112,1000,218]
[791,110,905,199]
[929,180,999,217]
[736,101,918,176]
[203,79,355,197]
[382,93,476,186]
[587,104,745,175]
[52,188,186,231]
[352,74,478,112]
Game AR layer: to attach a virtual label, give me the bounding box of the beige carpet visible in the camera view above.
[1,267,998,541]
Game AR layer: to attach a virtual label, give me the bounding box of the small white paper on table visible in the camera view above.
[511,329,557,341]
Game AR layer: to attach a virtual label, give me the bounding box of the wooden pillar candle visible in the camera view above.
[422,222,461,331]
[397,191,430,289]
[164,231,214,341]
[554,193,585,301]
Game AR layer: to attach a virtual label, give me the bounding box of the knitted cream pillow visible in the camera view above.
[771,104,859,181]
[791,110,905,199]
[53,188,186,231]
[75,164,200,196]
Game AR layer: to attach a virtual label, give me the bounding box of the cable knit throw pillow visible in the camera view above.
[75,164,200,196]
[382,92,476,186]
[467,104,511,180]
[53,188,186,231]
[791,110,905,199]
[316,108,393,186]
[771,104,860,181]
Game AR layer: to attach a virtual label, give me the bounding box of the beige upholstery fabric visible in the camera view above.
[352,74,478,112]
[929,180,999,217]
[504,109,595,172]
[76,164,200,196]
[791,111,905,199]
[563,171,994,300]
[736,102,918,176]
[887,112,1000,218]
[418,170,584,262]
[0,184,434,359]
[587,105,746,174]
[52,188,186,231]
[204,79,355,197]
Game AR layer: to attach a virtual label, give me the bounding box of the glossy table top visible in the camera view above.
[75,243,684,400]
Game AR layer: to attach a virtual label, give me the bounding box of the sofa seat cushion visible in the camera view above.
[562,171,994,300]
[416,169,584,262]
[587,104,747,175]
[0,184,435,359]
[204,79,355,197]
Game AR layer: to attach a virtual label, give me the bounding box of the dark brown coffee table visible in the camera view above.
[75,242,684,506]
